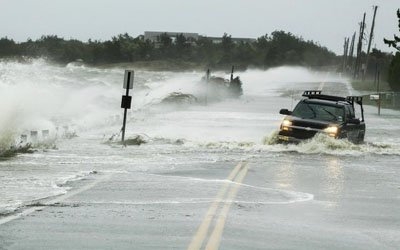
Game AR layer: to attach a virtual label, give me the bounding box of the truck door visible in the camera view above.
[344,105,361,142]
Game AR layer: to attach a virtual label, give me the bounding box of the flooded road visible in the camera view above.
[0,60,399,249]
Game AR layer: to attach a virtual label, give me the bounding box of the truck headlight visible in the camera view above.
[281,119,292,131]
[324,126,338,137]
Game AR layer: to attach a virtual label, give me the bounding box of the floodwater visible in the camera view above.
[0,59,399,248]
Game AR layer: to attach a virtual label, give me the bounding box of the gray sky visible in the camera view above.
[1,0,399,54]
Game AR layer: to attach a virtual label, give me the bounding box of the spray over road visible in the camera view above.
[0,60,399,249]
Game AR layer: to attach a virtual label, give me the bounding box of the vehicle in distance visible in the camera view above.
[278,90,366,144]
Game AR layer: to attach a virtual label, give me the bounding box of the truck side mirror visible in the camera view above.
[347,118,360,124]
[279,109,292,115]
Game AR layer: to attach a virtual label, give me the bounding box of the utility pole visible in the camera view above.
[348,32,356,73]
[354,13,366,79]
[205,69,210,105]
[363,5,378,80]
[375,63,379,92]
[377,70,381,116]
[342,37,350,72]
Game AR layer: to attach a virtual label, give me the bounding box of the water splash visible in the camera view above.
[263,133,400,156]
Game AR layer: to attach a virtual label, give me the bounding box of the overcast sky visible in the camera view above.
[1,0,399,54]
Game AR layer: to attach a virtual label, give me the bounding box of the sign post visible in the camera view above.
[121,70,134,143]
[205,69,210,105]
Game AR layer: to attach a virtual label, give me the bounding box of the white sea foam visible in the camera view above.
[0,170,98,216]
[1,59,399,221]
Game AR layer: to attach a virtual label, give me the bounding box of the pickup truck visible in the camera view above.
[278,90,366,144]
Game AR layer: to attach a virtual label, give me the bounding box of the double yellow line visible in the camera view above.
[188,162,249,250]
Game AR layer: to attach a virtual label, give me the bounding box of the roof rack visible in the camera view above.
[302,90,346,102]
[346,96,363,105]
[302,90,321,96]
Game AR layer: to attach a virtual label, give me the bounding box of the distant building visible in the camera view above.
[143,31,255,45]
[144,31,199,43]
[204,36,256,44]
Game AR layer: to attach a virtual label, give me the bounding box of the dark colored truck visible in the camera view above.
[278,91,366,144]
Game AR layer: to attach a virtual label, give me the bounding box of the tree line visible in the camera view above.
[384,9,400,90]
[1,29,397,90]
[0,31,338,68]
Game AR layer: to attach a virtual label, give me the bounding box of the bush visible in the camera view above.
[388,52,400,90]
[0,31,338,68]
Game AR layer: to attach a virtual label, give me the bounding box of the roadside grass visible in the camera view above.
[351,80,400,110]
[351,80,391,93]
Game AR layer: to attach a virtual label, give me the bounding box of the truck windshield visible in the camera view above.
[292,102,345,122]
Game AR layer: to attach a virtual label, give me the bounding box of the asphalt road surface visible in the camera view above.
[1,67,399,249]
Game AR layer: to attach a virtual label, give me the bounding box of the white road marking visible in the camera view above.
[205,164,248,250]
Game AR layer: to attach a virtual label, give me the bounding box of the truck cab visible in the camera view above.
[278,91,366,144]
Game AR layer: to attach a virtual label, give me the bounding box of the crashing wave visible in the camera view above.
[160,92,198,105]
[199,73,243,101]
[0,143,34,158]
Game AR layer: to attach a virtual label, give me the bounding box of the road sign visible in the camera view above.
[123,70,134,89]
[121,95,132,109]
[121,70,134,143]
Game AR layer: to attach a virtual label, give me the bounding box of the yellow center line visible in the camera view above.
[205,163,248,250]
[187,162,244,250]
[187,162,248,250]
